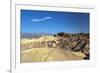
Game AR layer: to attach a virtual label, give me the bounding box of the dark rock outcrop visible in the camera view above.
[55,32,90,59]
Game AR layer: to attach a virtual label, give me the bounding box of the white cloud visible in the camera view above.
[31,17,53,22]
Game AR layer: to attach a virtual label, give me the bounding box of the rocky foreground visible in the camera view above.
[21,33,89,63]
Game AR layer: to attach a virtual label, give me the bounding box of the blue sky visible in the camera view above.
[21,10,89,34]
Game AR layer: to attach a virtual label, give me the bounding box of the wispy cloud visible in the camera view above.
[31,17,53,22]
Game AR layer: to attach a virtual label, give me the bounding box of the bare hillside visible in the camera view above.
[21,33,89,63]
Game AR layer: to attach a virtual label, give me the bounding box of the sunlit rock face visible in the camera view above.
[21,33,90,63]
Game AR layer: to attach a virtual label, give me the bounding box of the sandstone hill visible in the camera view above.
[21,32,89,63]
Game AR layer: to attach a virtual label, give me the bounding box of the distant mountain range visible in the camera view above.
[21,32,53,39]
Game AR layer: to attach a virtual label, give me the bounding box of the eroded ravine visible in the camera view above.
[21,48,86,63]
